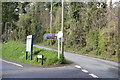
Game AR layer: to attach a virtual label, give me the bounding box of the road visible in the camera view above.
[34,45,119,78]
[2,59,93,78]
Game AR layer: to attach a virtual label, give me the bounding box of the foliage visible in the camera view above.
[87,30,99,51]
[97,31,110,55]
[2,2,119,62]
[2,2,19,42]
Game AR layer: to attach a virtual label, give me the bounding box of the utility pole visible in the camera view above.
[50,0,53,45]
[61,0,64,56]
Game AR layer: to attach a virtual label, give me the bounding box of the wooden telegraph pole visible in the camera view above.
[61,0,64,56]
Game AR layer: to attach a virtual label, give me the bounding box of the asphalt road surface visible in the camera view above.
[2,59,93,78]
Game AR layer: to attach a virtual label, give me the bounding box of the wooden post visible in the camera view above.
[26,51,28,60]
[41,55,44,65]
[30,52,32,60]
[61,0,64,56]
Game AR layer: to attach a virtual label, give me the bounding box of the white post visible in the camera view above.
[58,38,60,59]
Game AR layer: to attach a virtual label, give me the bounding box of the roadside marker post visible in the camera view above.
[26,51,28,60]
[36,55,44,65]
[26,35,34,60]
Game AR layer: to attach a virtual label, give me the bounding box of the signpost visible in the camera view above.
[43,31,63,59]
[43,0,64,60]
[57,31,63,59]
[26,35,34,60]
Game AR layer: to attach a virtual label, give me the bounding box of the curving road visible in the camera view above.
[2,59,92,78]
[34,45,119,78]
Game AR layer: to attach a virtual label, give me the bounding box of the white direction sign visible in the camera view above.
[26,35,33,52]
[37,55,43,58]
[43,33,57,39]
[57,31,63,39]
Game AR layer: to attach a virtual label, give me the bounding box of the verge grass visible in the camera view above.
[1,41,69,66]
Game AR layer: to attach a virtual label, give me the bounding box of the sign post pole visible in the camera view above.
[26,51,28,60]
[58,38,60,59]
[57,31,63,59]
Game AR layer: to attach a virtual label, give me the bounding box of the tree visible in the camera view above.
[2,2,19,41]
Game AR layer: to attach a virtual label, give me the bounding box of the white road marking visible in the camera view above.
[75,65,99,78]
[75,65,82,69]
[89,74,99,78]
[82,69,88,73]
[0,59,23,67]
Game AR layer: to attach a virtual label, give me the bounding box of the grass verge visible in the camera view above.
[1,41,70,66]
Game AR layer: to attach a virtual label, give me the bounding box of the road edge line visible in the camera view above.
[82,69,89,73]
[89,74,99,78]
[1,59,23,68]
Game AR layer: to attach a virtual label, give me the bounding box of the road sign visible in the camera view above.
[26,35,34,60]
[26,35,34,52]
[37,55,43,58]
[43,33,57,39]
[57,31,63,39]
[36,55,44,65]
